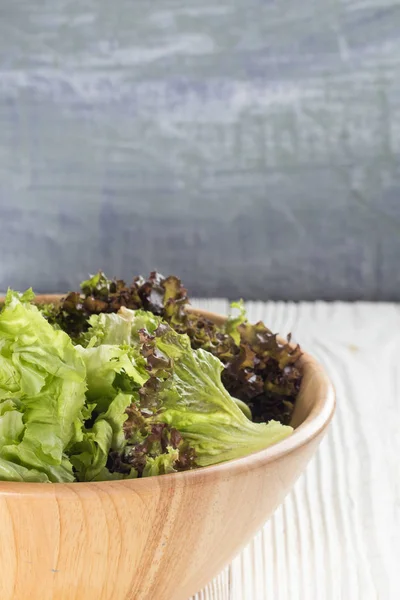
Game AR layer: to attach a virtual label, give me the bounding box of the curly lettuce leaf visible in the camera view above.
[46,271,302,426]
[78,313,198,478]
[225,300,247,345]
[70,418,113,481]
[77,344,148,409]
[80,312,133,347]
[81,309,292,473]
[72,331,151,480]
[0,291,87,482]
[0,456,50,482]
[104,312,294,469]
[70,391,137,482]
[149,324,292,465]
[142,446,180,477]
[112,414,196,478]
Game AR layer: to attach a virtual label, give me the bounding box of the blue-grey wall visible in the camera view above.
[0,1,399,300]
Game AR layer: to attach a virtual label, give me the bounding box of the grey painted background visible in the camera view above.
[0,1,399,300]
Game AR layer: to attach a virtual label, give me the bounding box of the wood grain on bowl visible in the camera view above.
[0,297,335,600]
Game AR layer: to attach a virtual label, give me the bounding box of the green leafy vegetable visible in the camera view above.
[0,290,87,482]
[225,300,247,345]
[0,457,50,482]
[70,391,137,482]
[143,320,293,465]
[45,271,302,426]
[77,311,197,479]
[0,272,302,483]
[70,337,148,481]
[92,311,292,471]
[77,344,147,407]
[111,414,196,478]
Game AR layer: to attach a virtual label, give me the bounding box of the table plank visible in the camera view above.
[190,301,399,600]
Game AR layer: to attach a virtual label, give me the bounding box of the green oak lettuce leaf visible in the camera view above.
[142,446,180,477]
[72,335,150,481]
[0,456,50,482]
[78,308,292,476]
[70,417,113,481]
[80,312,133,347]
[149,323,293,466]
[70,392,138,481]
[80,308,161,348]
[76,343,148,411]
[225,300,247,345]
[77,311,156,412]
[0,399,24,444]
[0,290,87,482]
[79,311,197,478]
[84,309,293,470]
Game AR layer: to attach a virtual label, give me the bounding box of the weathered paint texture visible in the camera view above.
[0,1,399,299]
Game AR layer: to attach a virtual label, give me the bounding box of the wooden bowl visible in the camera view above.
[0,298,335,600]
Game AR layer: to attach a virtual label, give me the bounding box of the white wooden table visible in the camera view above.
[190,300,399,600]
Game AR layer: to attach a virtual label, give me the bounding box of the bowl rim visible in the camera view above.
[0,296,335,495]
